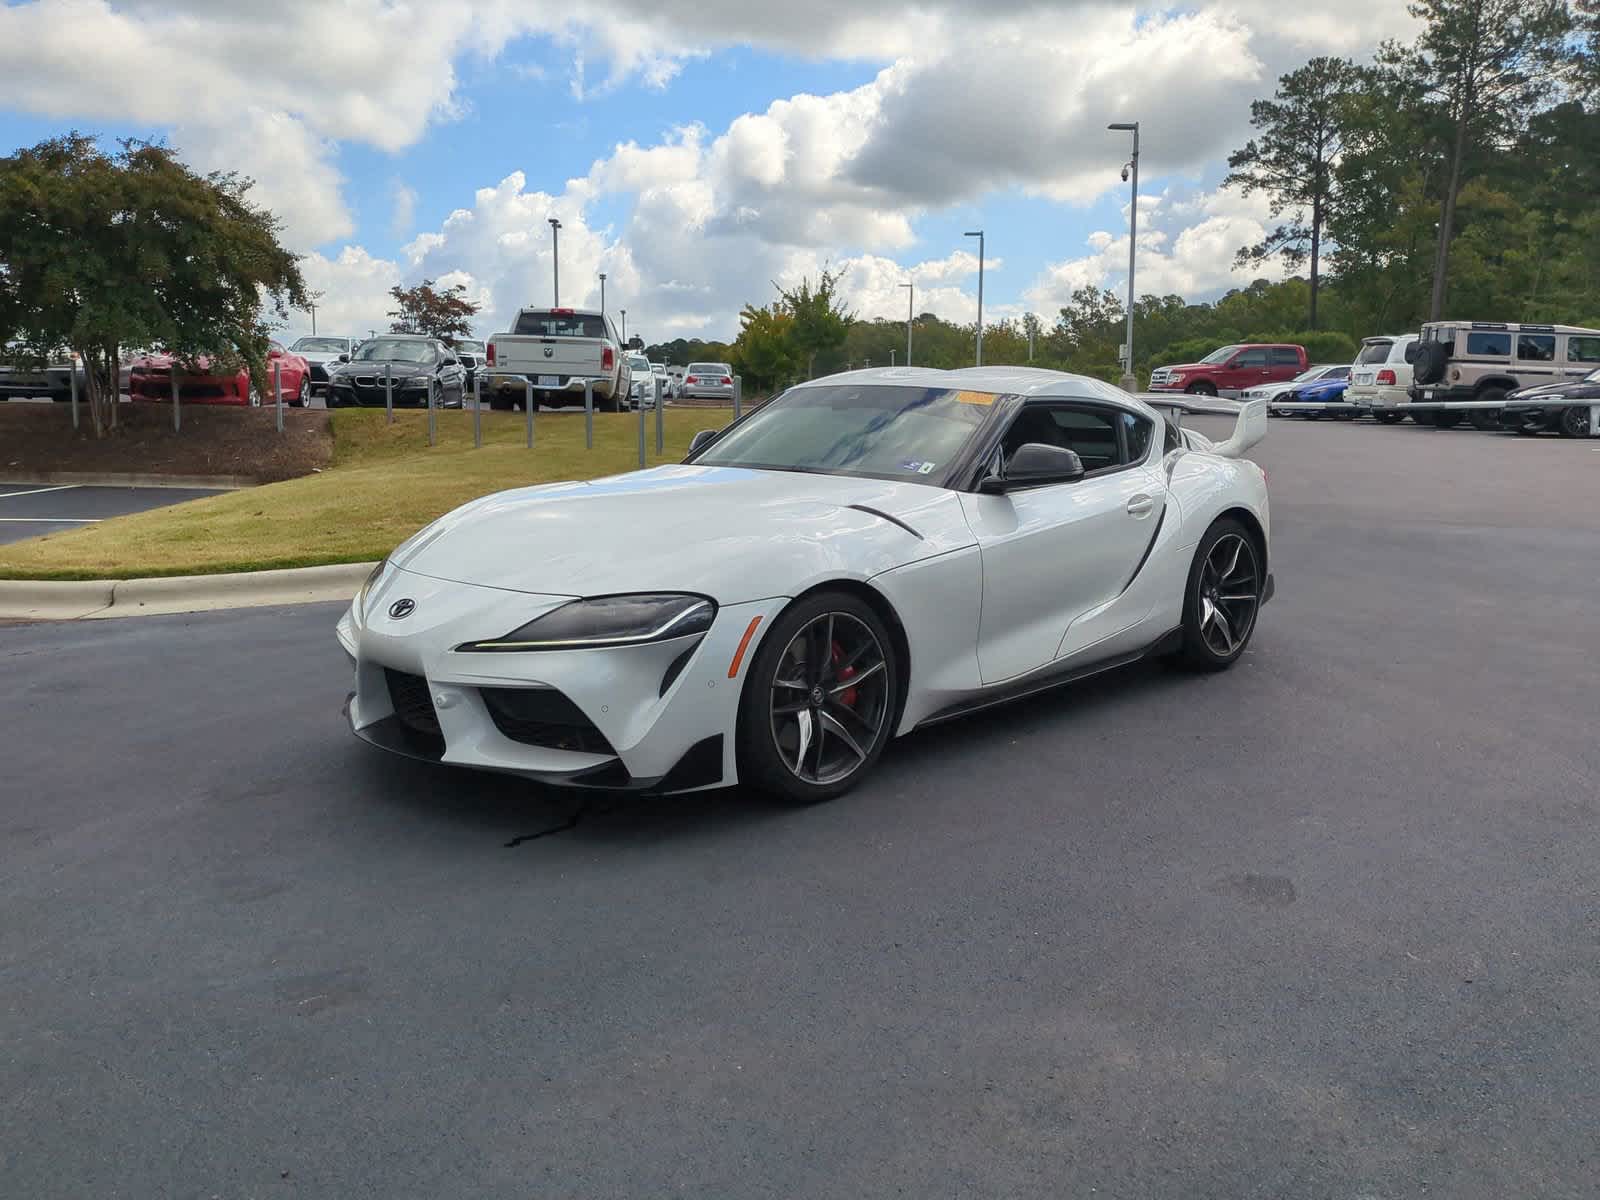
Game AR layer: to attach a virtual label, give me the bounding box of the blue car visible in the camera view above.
[1272,374,1351,418]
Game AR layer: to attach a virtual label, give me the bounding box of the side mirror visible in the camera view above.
[337,353,350,363]
[980,443,1085,493]
[687,429,720,457]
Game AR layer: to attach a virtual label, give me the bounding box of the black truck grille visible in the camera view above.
[385,669,445,756]
[481,687,616,756]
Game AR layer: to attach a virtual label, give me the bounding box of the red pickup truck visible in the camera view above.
[1147,343,1308,396]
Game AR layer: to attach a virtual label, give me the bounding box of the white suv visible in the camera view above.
[1347,334,1419,424]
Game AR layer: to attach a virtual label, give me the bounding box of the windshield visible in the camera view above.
[1586,368,1600,383]
[352,339,438,365]
[512,311,607,338]
[628,355,650,371]
[456,340,485,353]
[688,363,729,375]
[1201,345,1241,364]
[292,337,347,353]
[651,363,666,374]
[692,384,992,485]
[1357,339,1394,365]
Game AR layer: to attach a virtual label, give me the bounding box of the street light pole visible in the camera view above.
[1108,121,1140,391]
[599,272,606,317]
[964,230,984,366]
[307,300,318,336]
[898,281,914,367]
[620,308,627,344]
[549,217,562,306]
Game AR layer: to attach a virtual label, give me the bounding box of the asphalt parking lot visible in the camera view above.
[0,482,228,544]
[3,420,1597,1198]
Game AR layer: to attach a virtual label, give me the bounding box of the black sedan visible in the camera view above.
[326,336,468,409]
[1505,368,1600,438]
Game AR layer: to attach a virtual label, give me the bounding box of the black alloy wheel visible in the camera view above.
[1559,403,1592,439]
[738,591,898,803]
[1470,387,1507,431]
[1177,519,1262,671]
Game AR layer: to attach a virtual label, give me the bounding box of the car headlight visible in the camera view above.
[354,558,389,622]
[458,593,716,652]
[402,377,429,389]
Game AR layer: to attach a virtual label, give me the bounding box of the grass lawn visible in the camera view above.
[0,407,729,580]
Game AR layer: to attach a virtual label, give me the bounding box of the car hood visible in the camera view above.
[297,350,345,364]
[1511,378,1600,401]
[394,465,977,603]
[334,360,433,379]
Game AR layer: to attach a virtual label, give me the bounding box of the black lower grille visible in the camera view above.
[385,669,445,755]
[481,687,616,755]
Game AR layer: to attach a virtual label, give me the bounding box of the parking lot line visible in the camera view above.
[0,484,82,499]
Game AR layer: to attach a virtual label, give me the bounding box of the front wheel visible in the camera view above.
[1185,382,1218,397]
[737,592,899,803]
[1559,404,1592,439]
[290,377,309,407]
[1176,519,1263,672]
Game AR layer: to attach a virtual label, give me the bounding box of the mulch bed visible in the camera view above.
[0,402,333,483]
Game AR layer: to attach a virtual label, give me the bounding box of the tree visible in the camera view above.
[1382,0,1572,320]
[387,279,479,342]
[778,268,854,379]
[0,132,304,437]
[729,303,799,390]
[1223,56,1358,329]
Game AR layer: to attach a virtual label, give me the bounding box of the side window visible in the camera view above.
[1163,416,1181,455]
[1567,336,1600,364]
[1466,331,1511,357]
[1119,412,1154,461]
[1234,348,1269,368]
[1516,334,1556,361]
[1268,347,1301,366]
[1048,408,1121,472]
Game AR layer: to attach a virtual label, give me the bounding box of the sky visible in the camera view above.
[0,0,1420,346]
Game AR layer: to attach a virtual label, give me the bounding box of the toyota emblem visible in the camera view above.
[388,598,416,620]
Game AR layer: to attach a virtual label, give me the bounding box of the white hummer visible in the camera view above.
[485,308,630,411]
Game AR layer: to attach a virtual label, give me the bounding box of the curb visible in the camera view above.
[0,561,376,622]
[0,470,252,489]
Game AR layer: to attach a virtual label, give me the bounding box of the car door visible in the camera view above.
[958,402,1165,685]
[1220,347,1269,394]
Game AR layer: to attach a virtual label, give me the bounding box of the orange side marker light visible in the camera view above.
[727,616,763,678]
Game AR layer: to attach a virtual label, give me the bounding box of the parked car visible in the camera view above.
[1276,374,1351,418]
[128,341,311,406]
[1242,364,1350,412]
[484,308,628,412]
[626,354,658,408]
[682,362,735,402]
[1409,321,1600,429]
[325,335,467,409]
[1502,367,1600,438]
[0,351,84,402]
[289,335,354,397]
[650,361,675,400]
[1147,344,1308,397]
[453,339,486,394]
[337,368,1272,802]
[1344,334,1420,424]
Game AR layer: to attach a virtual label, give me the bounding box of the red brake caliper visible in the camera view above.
[831,641,858,708]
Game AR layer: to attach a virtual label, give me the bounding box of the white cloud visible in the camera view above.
[391,182,419,238]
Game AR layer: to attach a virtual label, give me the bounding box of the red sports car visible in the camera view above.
[128,341,312,406]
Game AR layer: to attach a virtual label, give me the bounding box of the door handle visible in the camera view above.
[1127,494,1156,518]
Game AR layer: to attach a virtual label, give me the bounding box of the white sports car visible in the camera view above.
[337,367,1273,802]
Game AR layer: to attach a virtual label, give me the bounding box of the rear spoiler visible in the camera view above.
[1136,394,1268,460]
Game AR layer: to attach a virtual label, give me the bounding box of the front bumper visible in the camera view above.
[339,566,785,793]
[328,379,432,407]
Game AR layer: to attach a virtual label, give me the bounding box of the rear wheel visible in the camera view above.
[1177,519,1263,672]
[1185,381,1218,397]
[1375,411,1404,425]
[1470,387,1506,431]
[737,591,899,803]
[1559,404,1592,439]
[1433,410,1463,429]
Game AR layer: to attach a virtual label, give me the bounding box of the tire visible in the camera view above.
[1185,381,1218,397]
[1433,410,1463,429]
[1176,519,1263,672]
[489,394,514,412]
[1469,387,1506,431]
[597,394,620,413]
[1411,410,1434,426]
[290,377,309,407]
[737,590,900,803]
[1559,404,1592,439]
[1412,341,1448,385]
[1375,411,1404,425]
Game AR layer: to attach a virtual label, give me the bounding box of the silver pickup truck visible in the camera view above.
[484,308,629,411]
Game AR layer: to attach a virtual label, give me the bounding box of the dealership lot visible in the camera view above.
[0,482,228,544]
[2,420,1597,1198]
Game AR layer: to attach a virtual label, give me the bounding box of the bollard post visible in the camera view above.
[655,375,663,455]
[171,364,180,433]
[385,363,394,424]
[637,385,646,467]
[274,361,284,433]
[525,378,534,448]
[427,376,436,447]
[584,379,594,449]
[69,360,79,431]
[733,375,742,421]
[472,371,482,449]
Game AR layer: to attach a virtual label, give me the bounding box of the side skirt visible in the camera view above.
[915,627,1183,728]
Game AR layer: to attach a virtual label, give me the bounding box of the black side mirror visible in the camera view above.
[687,429,720,458]
[337,353,350,363]
[980,443,1085,493]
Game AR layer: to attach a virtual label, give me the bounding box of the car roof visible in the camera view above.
[1425,320,1600,336]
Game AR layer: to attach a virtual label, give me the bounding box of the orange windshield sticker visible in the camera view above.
[953,390,998,406]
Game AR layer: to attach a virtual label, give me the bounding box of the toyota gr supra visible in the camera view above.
[338,367,1274,802]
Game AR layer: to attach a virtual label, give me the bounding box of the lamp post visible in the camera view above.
[1108,121,1140,391]
[620,308,627,344]
[548,217,562,306]
[964,230,984,366]
[307,299,318,336]
[898,281,914,367]
[598,271,606,317]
